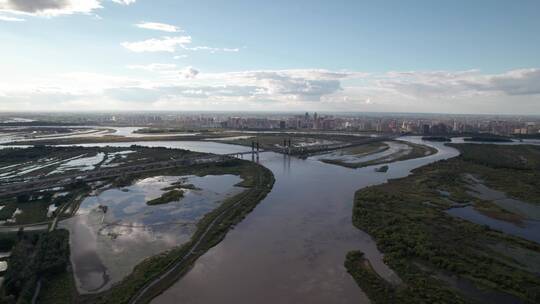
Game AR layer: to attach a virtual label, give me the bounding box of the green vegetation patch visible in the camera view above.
[345,250,463,303]
[37,270,77,304]
[347,144,540,303]
[146,189,184,206]
[450,143,540,170]
[1,229,72,303]
[449,144,540,204]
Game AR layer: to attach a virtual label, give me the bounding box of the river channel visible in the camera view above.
[4,129,540,302]
[72,137,459,303]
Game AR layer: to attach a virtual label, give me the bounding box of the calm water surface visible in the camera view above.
[447,206,540,244]
[446,177,540,244]
[60,174,243,294]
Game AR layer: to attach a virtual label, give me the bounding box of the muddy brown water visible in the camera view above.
[71,137,457,304]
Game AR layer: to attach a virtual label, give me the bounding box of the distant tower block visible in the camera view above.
[288,138,292,154]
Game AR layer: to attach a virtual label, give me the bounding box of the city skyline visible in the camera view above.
[1,0,540,113]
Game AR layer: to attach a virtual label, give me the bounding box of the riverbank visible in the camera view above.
[347,143,540,303]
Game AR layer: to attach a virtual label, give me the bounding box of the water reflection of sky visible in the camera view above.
[466,176,540,221]
[60,174,242,294]
[447,176,540,244]
[447,206,540,244]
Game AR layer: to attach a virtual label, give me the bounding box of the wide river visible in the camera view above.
[74,137,459,304]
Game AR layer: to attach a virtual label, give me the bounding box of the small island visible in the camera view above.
[374,165,389,172]
[146,189,184,205]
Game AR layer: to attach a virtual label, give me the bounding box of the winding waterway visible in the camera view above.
[3,129,540,302]
[7,130,539,302]
[70,136,459,303]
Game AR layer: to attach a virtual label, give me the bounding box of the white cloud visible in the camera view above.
[1,68,540,113]
[121,36,239,54]
[0,0,134,17]
[135,21,180,33]
[379,68,540,99]
[480,68,540,95]
[121,36,192,52]
[173,54,188,60]
[126,24,240,54]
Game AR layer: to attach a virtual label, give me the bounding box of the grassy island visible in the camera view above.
[146,190,184,205]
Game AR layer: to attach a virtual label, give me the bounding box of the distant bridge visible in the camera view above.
[222,136,398,157]
[224,150,264,158]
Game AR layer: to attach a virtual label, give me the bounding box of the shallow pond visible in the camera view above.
[466,176,540,221]
[444,175,540,244]
[60,174,243,294]
[447,206,540,244]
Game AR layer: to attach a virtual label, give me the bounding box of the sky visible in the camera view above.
[0,0,539,114]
